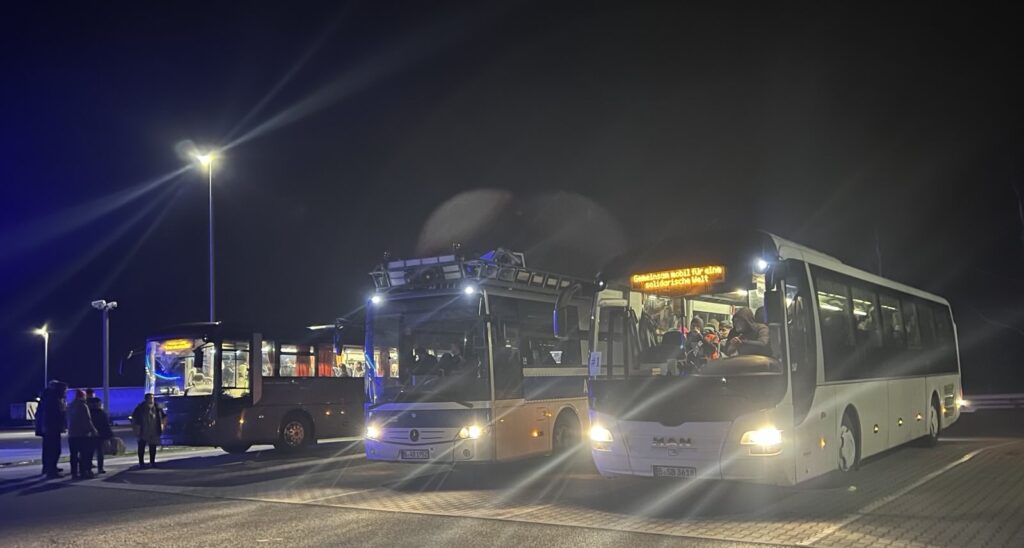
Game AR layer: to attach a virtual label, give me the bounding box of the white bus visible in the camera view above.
[362,249,592,464]
[582,231,963,485]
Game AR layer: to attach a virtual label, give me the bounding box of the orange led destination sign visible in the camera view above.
[630,265,726,294]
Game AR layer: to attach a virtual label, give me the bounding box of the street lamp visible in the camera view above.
[91,300,117,413]
[192,150,217,322]
[33,325,49,389]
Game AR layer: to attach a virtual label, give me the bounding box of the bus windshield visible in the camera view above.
[592,277,789,421]
[145,338,216,396]
[370,295,490,404]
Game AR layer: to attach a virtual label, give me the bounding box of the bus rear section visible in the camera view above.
[149,323,366,453]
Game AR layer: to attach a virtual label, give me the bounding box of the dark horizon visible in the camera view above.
[2,1,1023,408]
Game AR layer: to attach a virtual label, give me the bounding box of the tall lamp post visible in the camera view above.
[33,325,49,389]
[91,300,117,412]
[193,152,216,322]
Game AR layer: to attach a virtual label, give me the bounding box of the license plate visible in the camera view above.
[653,465,696,478]
[400,449,430,460]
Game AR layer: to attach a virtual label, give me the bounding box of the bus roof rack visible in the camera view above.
[370,248,586,294]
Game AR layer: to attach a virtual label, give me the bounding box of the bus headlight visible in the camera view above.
[740,427,782,455]
[458,425,483,439]
[589,424,614,451]
[365,424,381,440]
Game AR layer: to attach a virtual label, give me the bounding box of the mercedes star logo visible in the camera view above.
[410,429,420,442]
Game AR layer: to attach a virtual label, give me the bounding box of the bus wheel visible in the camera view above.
[221,444,251,454]
[277,414,312,451]
[838,412,860,473]
[551,412,581,455]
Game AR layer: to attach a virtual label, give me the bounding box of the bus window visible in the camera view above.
[814,274,855,381]
[519,300,581,367]
[902,299,922,349]
[916,302,937,373]
[317,344,342,377]
[851,285,882,378]
[261,341,275,377]
[280,344,316,377]
[492,321,524,399]
[931,304,958,373]
[221,341,251,398]
[878,294,905,351]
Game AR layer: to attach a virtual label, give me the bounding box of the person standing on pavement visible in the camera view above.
[66,389,98,479]
[87,397,113,474]
[131,393,165,468]
[35,380,68,478]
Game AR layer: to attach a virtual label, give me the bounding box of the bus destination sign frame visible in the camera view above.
[630,265,727,295]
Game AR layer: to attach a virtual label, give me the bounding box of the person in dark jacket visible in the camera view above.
[724,307,771,357]
[87,397,113,474]
[66,389,98,479]
[35,380,68,478]
[132,393,165,468]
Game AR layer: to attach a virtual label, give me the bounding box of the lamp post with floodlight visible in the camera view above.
[91,300,117,413]
[194,152,216,322]
[33,325,49,389]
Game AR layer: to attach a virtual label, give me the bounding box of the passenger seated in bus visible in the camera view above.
[684,316,705,354]
[412,347,438,376]
[438,342,465,376]
[723,308,771,357]
[637,329,685,366]
[718,319,732,342]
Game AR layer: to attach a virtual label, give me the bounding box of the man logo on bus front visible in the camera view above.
[410,429,420,442]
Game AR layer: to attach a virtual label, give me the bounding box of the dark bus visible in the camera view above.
[146,322,365,453]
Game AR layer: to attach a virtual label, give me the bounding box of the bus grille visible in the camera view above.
[384,428,451,444]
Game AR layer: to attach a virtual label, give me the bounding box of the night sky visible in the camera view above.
[2,2,1022,409]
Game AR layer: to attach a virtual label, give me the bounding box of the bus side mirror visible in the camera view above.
[251,333,263,405]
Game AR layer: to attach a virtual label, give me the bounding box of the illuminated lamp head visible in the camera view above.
[370,294,384,305]
[754,258,770,273]
[463,284,477,296]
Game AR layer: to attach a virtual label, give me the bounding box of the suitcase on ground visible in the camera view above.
[104,437,125,455]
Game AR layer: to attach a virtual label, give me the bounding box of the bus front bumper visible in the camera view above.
[365,434,494,464]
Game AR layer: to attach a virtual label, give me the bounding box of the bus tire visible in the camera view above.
[920,395,941,448]
[276,413,313,451]
[551,410,581,456]
[838,410,860,473]
[221,444,251,454]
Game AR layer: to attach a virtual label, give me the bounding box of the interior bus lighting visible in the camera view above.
[370,294,384,305]
[365,424,381,440]
[755,258,770,273]
[463,284,477,295]
[458,425,483,439]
